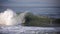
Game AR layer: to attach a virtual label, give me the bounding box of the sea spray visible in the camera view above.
[17,11,28,25]
[0,9,17,26]
[0,9,28,26]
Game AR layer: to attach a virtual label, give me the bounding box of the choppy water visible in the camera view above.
[0,9,60,34]
[0,0,60,34]
[0,26,60,34]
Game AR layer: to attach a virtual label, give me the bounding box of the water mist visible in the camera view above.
[0,9,28,26]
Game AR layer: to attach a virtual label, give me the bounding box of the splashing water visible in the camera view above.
[0,9,28,26]
[0,9,59,34]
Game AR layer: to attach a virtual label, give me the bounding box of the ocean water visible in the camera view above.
[0,0,60,34]
[0,7,60,18]
[0,26,60,34]
[0,0,60,18]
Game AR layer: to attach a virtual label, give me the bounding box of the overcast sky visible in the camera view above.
[0,0,60,7]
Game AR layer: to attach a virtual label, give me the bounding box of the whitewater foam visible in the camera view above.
[0,9,28,26]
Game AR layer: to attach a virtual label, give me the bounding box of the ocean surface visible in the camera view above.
[0,7,60,18]
[0,0,60,18]
[0,26,60,34]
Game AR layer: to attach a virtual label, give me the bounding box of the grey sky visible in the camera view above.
[0,0,60,7]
